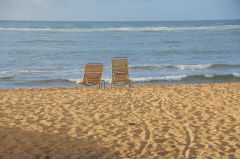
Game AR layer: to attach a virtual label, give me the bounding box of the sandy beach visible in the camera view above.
[0,82,240,158]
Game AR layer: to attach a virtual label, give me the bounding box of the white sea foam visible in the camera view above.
[70,77,111,83]
[0,69,80,76]
[104,25,240,32]
[233,73,240,77]
[71,75,188,84]
[133,75,187,82]
[69,78,81,83]
[129,64,212,71]
[0,28,50,31]
[1,24,239,32]
[129,65,164,70]
[176,64,212,70]
[1,70,54,75]
[204,74,215,78]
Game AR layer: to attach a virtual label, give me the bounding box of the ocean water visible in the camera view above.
[0,20,240,89]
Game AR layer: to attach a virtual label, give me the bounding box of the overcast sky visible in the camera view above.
[0,0,240,21]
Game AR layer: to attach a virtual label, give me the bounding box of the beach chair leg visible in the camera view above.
[109,83,113,89]
[75,83,79,90]
[130,80,133,88]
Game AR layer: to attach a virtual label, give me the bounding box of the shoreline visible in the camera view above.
[1,81,240,90]
[1,82,240,158]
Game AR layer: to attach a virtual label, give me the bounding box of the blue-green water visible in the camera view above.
[1,20,240,89]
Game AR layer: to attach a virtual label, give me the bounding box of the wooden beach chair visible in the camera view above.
[75,63,105,90]
[109,57,133,88]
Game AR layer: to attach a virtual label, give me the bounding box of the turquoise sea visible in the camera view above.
[0,20,240,89]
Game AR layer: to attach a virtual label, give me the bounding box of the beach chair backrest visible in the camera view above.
[82,63,103,85]
[111,57,129,81]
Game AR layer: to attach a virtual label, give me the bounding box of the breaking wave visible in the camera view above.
[129,64,240,71]
[1,25,239,33]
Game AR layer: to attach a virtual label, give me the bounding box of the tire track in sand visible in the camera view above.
[161,97,195,158]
